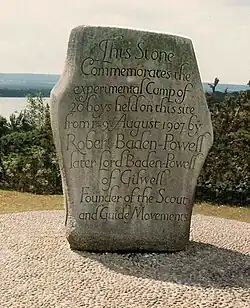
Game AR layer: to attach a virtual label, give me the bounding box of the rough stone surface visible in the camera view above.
[50,26,213,251]
[0,212,249,308]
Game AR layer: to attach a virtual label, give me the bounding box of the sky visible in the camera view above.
[0,0,249,84]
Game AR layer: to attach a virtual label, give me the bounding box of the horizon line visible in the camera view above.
[0,72,248,86]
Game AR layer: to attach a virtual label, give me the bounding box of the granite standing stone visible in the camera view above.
[50,26,213,251]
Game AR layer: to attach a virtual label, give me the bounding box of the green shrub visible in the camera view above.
[2,146,61,194]
[197,91,250,205]
[0,94,61,194]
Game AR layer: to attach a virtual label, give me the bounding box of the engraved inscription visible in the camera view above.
[60,31,211,225]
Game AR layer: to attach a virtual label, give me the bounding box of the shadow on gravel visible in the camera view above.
[75,241,250,289]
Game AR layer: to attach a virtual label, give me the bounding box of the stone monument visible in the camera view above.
[50,26,213,251]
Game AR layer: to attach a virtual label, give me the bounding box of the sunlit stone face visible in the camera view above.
[50,26,213,252]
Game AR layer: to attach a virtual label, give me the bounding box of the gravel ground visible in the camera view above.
[0,211,249,308]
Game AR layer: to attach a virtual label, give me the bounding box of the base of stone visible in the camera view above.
[67,236,188,253]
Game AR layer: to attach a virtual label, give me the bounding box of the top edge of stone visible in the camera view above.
[71,24,192,42]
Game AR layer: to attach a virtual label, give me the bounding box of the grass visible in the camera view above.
[0,190,63,213]
[0,189,249,223]
[193,202,250,223]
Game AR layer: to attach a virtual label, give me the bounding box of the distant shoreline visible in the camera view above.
[0,83,249,98]
[1,73,249,96]
[0,89,51,98]
[0,87,248,98]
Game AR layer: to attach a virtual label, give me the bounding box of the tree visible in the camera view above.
[0,93,61,194]
[0,115,10,137]
[8,111,33,133]
[24,93,50,130]
[208,77,220,93]
[198,90,250,205]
